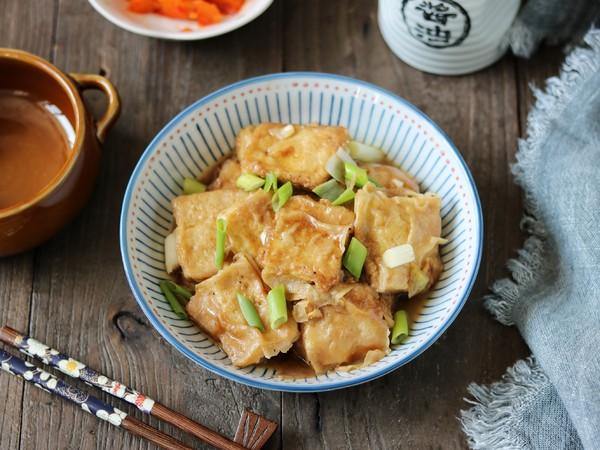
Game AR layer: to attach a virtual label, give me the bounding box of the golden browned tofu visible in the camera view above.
[219,190,274,265]
[261,196,354,296]
[173,190,249,280]
[297,284,391,374]
[236,123,348,189]
[363,163,420,196]
[208,158,242,190]
[186,254,299,367]
[354,184,443,295]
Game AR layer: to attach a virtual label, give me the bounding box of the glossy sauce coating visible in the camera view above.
[0,90,72,209]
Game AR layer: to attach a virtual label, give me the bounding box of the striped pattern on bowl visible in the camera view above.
[120,73,483,392]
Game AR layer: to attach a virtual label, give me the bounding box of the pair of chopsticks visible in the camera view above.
[0,326,277,450]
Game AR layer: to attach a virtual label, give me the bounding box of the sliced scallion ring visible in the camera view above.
[344,162,369,188]
[263,172,278,192]
[342,237,367,279]
[325,148,356,181]
[237,293,265,332]
[159,280,188,320]
[215,218,227,270]
[312,179,345,202]
[267,284,288,329]
[236,174,265,191]
[166,281,193,302]
[183,178,206,195]
[331,188,355,206]
[391,310,409,344]
[272,181,293,211]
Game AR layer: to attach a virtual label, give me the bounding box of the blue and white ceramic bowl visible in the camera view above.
[120,73,483,392]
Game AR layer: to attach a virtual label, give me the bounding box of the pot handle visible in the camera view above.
[69,73,121,144]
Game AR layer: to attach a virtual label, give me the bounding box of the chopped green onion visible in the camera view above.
[331,188,355,206]
[409,267,430,298]
[183,178,206,195]
[159,280,188,320]
[237,293,265,332]
[347,141,386,162]
[236,174,265,191]
[272,181,293,211]
[325,148,356,181]
[367,176,382,187]
[312,179,345,202]
[166,281,193,302]
[267,285,288,329]
[391,310,409,344]
[263,172,278,192]
[344,162,369,188]
[342,237,367,279]
[215,218,227,270]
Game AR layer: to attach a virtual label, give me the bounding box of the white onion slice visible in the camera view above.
[164,230,180,273]
[325,148,356,182]
[269,124,295,139]
[347,141,386,162]
[382,244,415,268]
[336,147,355,163]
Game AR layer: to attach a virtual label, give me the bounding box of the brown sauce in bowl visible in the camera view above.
[0,90,74,210]
[260,294,428,378]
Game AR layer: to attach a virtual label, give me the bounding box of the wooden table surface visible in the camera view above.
[0,1,564,449]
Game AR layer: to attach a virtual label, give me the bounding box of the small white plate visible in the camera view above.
[89,0,273,40]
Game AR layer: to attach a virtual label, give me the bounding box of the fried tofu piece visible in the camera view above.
[261,196,354,296]
[186,254,299,367]
[363,163,420,196]
[237,123,348,189]
[354,184,443,295]
[219,190,274,265]
[297,283,391,374]
[208,158,242,190]
[173,190,249,280]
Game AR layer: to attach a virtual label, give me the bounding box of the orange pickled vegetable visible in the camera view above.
[209,0,244,14]
[126,0,242,26]
[128,0,159,13]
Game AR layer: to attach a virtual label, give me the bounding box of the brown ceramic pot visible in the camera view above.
[0,48,120,256]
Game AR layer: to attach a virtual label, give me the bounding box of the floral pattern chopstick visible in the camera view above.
[0,326,155,413]
[0,347,193,450]
[0,348,128,425]
[0,326,263,450]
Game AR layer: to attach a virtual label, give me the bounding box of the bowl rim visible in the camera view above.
[119,72,483,392]
[88,0,274,41]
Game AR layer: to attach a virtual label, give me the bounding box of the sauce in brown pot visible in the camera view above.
[0,90,74,209]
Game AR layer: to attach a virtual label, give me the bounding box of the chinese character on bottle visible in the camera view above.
[402,0,471,49]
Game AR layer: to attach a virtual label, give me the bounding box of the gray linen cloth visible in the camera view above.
[460,29,600,449]
[508,0,600,57]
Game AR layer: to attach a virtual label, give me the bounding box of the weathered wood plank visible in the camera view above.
[0,254,33,450]
[0,2,58,449]
[516,46,565,134]
[17,1,283,449]
[2,0,569,449]
[281,1,531,448]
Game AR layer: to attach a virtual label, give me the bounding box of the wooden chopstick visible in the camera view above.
[0,326,276,450]
[0,348,192,450]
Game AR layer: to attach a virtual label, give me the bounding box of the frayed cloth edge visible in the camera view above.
[484,28,600,326]
[460,357,549,450]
